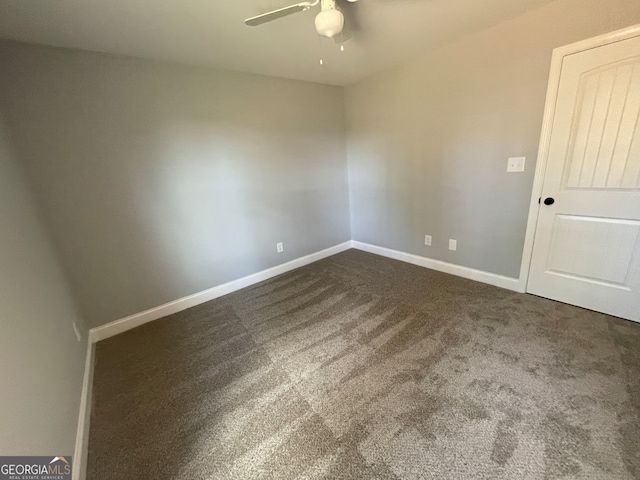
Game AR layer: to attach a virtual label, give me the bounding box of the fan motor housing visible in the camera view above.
[315,0,344,38]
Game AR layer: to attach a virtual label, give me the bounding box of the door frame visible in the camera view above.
[517,23,640,294]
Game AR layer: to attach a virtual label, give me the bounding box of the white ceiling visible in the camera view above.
[0,0,554,85]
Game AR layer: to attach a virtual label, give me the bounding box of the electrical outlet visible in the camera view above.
[507,157,526,172]
[276,242,284,253]
[424,235,432,246]
[449,239,457,251]
[73,322,82,342]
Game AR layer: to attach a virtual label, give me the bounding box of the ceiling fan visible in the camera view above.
[245,0,359,41]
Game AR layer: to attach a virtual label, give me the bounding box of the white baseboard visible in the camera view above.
[89,241,352,343]
[72,337,95,480]
[89,239,522,344]
[351,241,523,292]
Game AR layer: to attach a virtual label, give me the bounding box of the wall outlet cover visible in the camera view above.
[507,157,526,172]
[276,242,284,253]
[73,322,82,342]
[424,235,432,246]
[449,239,457,251]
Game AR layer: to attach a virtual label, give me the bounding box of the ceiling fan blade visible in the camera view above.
[245,3,313,26]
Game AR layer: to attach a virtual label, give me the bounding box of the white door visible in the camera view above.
[527,34,640,322]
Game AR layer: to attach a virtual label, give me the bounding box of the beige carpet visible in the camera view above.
[87,249,640,479]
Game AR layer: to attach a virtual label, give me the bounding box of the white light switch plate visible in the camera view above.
[507,157,526,172]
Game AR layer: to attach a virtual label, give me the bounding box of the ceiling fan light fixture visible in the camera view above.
[314,9,344,38]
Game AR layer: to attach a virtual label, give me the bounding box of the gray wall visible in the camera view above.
[0,115,86,454]
[0,42,351,329]
[345,0,640,278]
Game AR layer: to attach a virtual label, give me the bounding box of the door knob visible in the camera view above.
[543,197,555,205]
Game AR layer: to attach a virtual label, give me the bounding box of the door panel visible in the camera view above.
[546,215,639,286]
[527,34,640,321]
[565,61,640,189]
